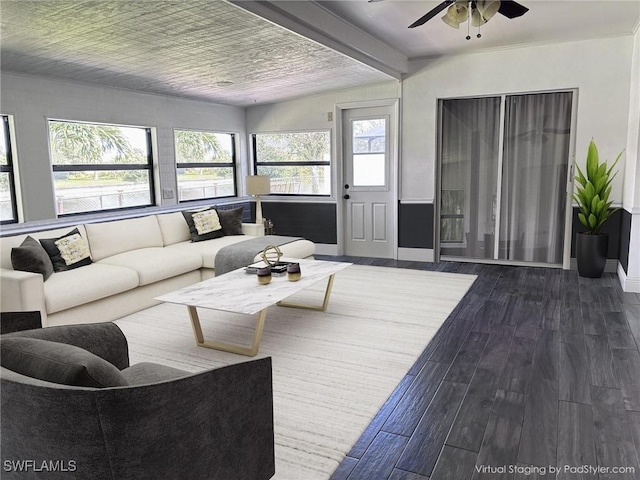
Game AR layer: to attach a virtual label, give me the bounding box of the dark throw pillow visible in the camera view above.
[182,208,225,242]
[39,228,92,272]
[217,207,245,236]
[0,337,128,388]
[11,236,55,280]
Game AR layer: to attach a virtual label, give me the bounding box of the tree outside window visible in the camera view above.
[174,130,236,202]
[49,120,154,215]
[253,131,331,195]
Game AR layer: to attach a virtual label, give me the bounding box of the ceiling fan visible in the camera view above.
[406,0,529,29]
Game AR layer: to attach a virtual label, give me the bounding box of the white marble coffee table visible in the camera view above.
[155,259,351,356]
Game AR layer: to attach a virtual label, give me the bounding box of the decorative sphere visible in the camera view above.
[261,245,283,266]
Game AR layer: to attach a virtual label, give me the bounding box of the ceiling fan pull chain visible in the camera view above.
[467,1,471,39]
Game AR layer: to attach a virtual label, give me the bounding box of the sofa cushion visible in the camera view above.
[121,362,189,385]
[182,208,224,242]
[40,228,93,272]
[44,263,140,314]
[217,207,245,236]
[0,337,128,388]
[84,216,163,261]
[98,247,202,286]
[11,236,55,280]
[156,212,191,246]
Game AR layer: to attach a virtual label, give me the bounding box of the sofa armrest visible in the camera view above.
[5,322,130,370]
[242,222,265,237]
[0,268,47,323]
[0,311,42,334]
[95,357,274,480]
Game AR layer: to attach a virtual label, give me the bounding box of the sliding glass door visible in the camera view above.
[438,91,573,266]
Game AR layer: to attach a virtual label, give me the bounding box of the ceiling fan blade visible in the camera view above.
[498,1,529,19]
[408,1,454,28]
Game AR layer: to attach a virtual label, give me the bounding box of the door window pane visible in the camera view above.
[500,92,572,263]
[439,97,501,258]
[352,119,386,187]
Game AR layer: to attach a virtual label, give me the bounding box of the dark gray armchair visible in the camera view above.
[1,320,275,480]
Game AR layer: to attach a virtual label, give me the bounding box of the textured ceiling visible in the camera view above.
[1,1,638,107]
[0,0,392,106]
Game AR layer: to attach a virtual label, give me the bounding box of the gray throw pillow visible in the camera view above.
[217,207,245,236]
[10,236,55,280]
[0,337,128,388]
[39,228,93,272]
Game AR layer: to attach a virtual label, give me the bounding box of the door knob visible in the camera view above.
[343,194,350,200]
[344,184,350,189]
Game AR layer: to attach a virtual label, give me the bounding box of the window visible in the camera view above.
[253,131,331,195]
[49,120,155,215]
[0,115,18,223]
[174,130,236,202]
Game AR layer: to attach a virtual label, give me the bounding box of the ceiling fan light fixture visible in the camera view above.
[442,2,468,29]
[477,0,501,22]
[471,8,487,27]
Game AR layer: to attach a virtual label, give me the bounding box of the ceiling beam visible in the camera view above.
[228,0,408,79]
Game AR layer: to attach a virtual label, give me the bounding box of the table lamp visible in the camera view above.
[246,175,270,225]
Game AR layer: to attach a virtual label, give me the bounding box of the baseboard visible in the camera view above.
[569,258,618,273]
[398,247,434,262]
[314,243,338,256]
[618,262,640,293]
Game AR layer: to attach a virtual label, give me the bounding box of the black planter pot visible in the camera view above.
[576,233,608,278]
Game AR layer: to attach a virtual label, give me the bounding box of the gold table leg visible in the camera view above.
[276,274,336,312]
[187,306,267,357]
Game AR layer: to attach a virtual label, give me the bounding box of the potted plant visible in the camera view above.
[573,139,622,278]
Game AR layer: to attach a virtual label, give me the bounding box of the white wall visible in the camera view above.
[622,28,640,292]
[402,36,635,202]
[0,73,246,222]
[246,81,399,134]
[625,28,640,213]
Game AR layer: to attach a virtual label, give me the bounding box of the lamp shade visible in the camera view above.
[246,175,271,196]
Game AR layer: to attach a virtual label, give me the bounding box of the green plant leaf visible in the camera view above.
[591,194,600,214]
[578,212,588,228]
[584,181,595,199]
[588,213,597,229]
[586,140,599,180]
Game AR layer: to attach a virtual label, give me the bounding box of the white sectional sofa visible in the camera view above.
[0,211,315,326]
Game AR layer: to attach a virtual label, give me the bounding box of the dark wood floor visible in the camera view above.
[315,256,640,480]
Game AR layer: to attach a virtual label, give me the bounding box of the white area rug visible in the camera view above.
[115,265,476,480]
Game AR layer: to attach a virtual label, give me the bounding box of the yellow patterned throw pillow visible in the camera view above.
[182,207,226,242]
[55,233,91,266]
[193,209,222,235]
[40,228,93,272]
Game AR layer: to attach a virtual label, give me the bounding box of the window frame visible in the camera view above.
[252,130,332,197]
[0,115,19,224]
[49,119,156,217]
[174,129,238,203]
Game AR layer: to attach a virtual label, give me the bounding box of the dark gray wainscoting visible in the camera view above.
[256,201,337,244]
[398,202,434,249]
[619,208,632,274]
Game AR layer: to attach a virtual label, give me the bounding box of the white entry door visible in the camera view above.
[342,106,396,258]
